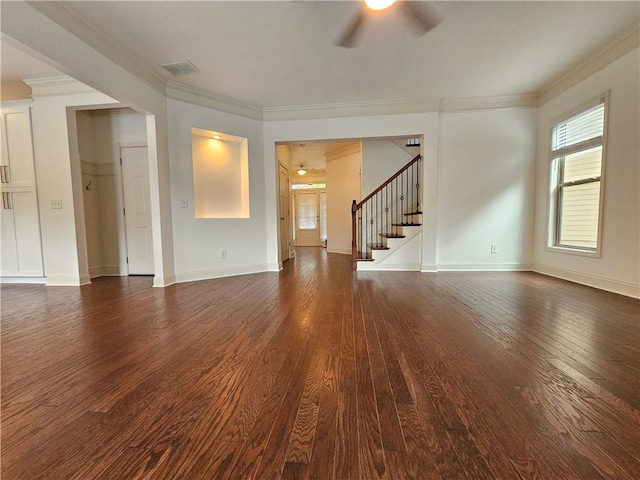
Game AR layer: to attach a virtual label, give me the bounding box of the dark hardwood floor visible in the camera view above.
[1,247,639,479]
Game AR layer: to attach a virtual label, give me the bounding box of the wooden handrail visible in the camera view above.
[355,154,420,210]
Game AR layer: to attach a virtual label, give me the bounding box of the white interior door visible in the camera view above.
[295,191,321,246]
[279,164,290,261]
[121,146,154,275]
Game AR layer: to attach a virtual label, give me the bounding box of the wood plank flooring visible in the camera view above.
[1,247,639,479]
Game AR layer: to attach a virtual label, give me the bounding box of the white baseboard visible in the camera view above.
[326,249,351,255]
[0,276,46,284]
[358,262,421,271]
[420,263,438,272]
[437,262,534,272]
[267,262,281,272]
[153,273,176,288]
[89,265,127,278]
[174,264,269,284]
[534,263,640,299]
[45,275,85,286]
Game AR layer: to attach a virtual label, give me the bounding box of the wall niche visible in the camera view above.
[191,127,249,219]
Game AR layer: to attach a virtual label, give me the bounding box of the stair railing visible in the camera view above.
[351,154,421,269]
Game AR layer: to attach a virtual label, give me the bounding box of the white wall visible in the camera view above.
[326,151,361,254]
[534,48,640,297]
[77,111,103,273]
[167,98,267,283]
[30,90,119,285]
[438,108,537,270]
[361,140,412,198]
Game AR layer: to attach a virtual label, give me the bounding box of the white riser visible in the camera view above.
[358,225,422,271]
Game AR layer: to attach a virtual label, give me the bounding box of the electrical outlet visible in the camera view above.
[491,244,498,254]
[220,249,227,259]
[50,199,63,209]
[180,198,189,208]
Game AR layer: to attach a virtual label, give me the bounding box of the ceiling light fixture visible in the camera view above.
[297,165,307,176]
[212,135,221,140]
[365,0,396,11]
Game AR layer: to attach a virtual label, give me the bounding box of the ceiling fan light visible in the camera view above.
[365,0,396,11]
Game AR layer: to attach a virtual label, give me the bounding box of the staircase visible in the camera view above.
[351,154,421,270]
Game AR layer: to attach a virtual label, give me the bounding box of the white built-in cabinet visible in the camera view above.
[1,104,44,278]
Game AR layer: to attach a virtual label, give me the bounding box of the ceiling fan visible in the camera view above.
[336,0,442,48]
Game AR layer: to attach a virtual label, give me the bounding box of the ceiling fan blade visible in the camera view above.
[335,7,367,48]
[398,1,443,37]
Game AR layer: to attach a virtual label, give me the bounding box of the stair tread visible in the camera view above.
[355,257,375,262]
[391,223,422,226]
[380,234,406,239]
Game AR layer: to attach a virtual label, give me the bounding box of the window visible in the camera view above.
[291,183,326,190]
[549,94,607,253]
[297,193,318,230]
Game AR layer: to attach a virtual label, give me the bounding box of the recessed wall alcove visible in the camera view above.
[191,127,250,219]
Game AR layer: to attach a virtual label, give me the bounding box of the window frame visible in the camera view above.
[546,92,609,258]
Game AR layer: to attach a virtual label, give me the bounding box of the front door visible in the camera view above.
[295,191,321,246]
[121,146,154,275]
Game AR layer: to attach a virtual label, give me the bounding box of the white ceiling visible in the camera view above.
[1,1,638,108]
[0,42,64,100]
[289,141,358,172]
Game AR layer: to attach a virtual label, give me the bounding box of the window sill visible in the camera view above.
[545,245,601,259]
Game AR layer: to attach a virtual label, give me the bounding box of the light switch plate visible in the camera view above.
[50,199,63,209]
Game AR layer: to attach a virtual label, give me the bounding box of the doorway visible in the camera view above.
[77,108,153,278]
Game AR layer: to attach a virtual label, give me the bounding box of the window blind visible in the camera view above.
[552,102,605,154]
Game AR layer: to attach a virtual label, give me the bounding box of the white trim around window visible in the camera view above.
[546,91,609,258]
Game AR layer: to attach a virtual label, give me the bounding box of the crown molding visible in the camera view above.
[167,87,541,122]
[24,75,97,97]
[538,24,639,106]
[0,99,34,109]
[438,94,539,113]
[166,81,263,121]
[25,1,167,96]
[263,98,440,122]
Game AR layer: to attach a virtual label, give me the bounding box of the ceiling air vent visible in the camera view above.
[160,61,201,77]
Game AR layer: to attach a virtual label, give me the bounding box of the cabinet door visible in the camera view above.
[0,191,43,277]
[12,191,44,276]
[1,109,36,188]
[1,197,18,276]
